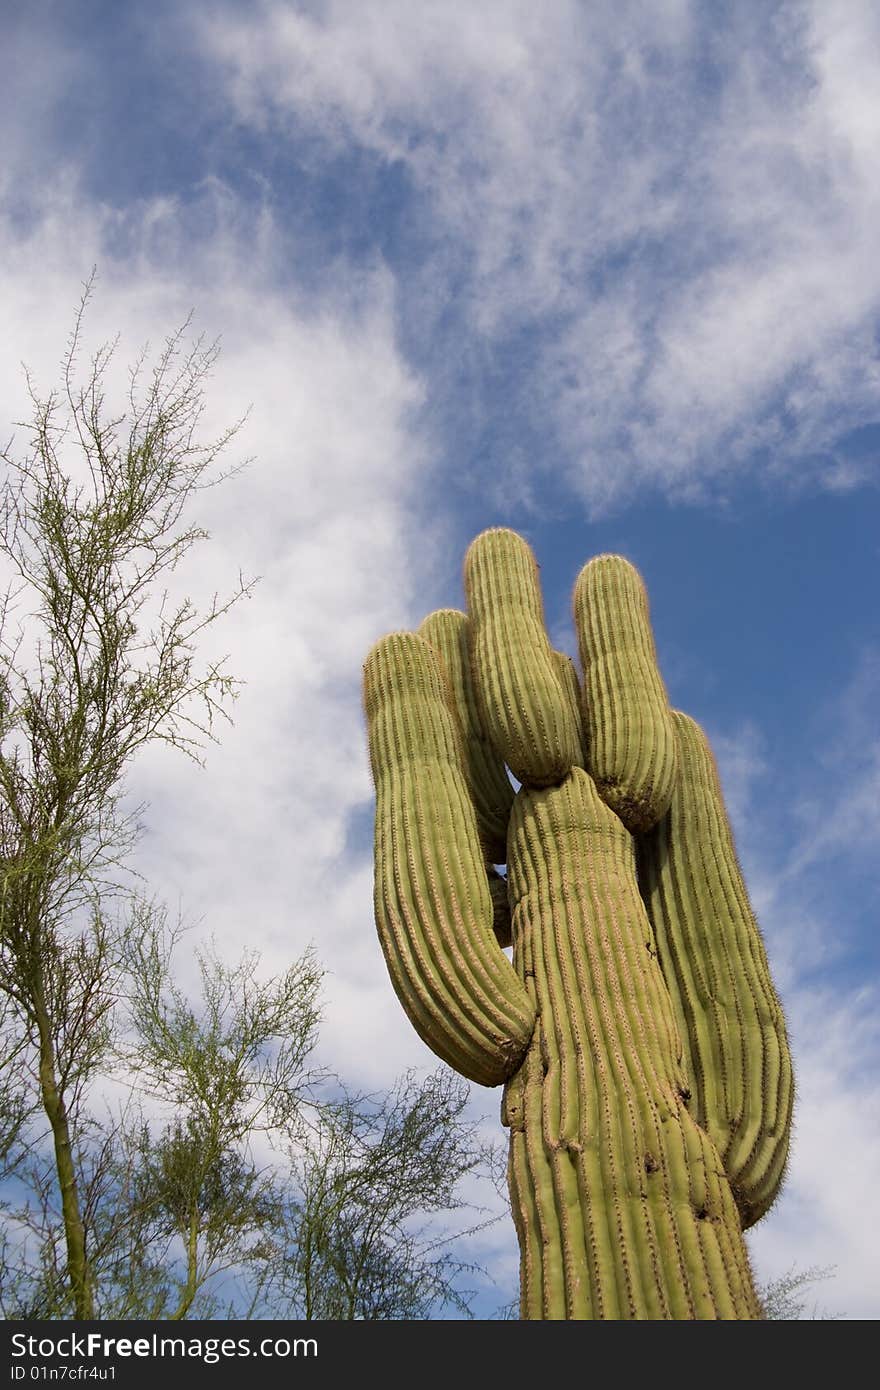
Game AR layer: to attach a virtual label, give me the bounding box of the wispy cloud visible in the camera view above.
[199,0,880,510]
[784,647,880,878]
[1,2,877,1319]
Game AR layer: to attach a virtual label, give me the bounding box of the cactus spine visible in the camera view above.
[363,529,793,1318]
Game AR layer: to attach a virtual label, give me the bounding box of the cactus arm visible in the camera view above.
[465,529,583,788]
[418,607,514,864]
[574,554,678,831]
[506,769,762,1318]
[637,712,794,1226]
[363,632,535,1086]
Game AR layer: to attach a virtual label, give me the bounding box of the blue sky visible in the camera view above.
[2,0,879,1318]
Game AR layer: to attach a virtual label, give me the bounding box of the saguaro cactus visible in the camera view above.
[363,529,793,1320]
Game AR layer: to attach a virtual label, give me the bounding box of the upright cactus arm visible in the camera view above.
[363,631,535,1087]
[465,529,583,788]
[637,712,794,1227]
[552,649,588,752]
[573,557,793,1229]
[574,554,678,832]
[418,607,516,947]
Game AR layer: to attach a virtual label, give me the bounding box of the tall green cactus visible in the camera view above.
[363,529,793,1320]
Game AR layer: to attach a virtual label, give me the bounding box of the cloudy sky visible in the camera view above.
[3,0,878,1318]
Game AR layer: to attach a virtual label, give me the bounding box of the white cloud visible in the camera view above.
[2,4,878,1319]
[747,980,880,1320]
[199,0,880,510]
[705,720,769,833]
[0,166,444,1087]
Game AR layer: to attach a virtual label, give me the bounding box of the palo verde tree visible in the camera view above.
[758,1266,839,1321]
[273,1067,497,1320]
[118,933,504,1322]
[115,906,325,1321]
[0,280,253,1318]
[0,906,501,1321]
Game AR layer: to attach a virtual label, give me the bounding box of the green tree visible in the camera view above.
[0,281,252,1317]
[114,922,501,1321]
[0,911,502,1320]
[115,907,324,1320]
[275,1068,497,1320]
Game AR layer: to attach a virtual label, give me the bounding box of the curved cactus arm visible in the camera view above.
[637,712,794,1227]
[465,529,583,788]
[573,554,678,832]
[363,632,535,1087]
[505,768,762,1319]
[418,607,514,865]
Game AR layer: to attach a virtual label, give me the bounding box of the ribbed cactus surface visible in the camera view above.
[465,529,583,788]
[637,712,793,1228]
[574,554,678,832]
[364,632,535,1086]
[505,769,760,1318]
[363,529,793,1319]
[418,608,514,865]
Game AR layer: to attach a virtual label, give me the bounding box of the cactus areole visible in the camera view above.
[362,529,793,1320]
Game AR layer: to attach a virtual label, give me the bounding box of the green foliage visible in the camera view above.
[0,902,503,1321]
[272,1069,498,1320]
[0,282,256,1316]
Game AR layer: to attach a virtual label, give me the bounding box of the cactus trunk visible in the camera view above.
[504,769,762,1319]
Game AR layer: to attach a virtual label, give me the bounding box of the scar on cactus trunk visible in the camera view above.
[363,530,793,1320]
